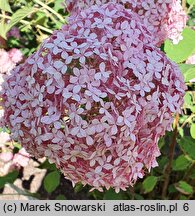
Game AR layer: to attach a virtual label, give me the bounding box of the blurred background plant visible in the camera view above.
[0,0,195,200]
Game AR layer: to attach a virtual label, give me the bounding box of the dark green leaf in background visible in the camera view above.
[175,181,193,195]
[74,183,84,193]
[0,170,19,189]
[168,184,178,193]
[179,137,195,160]
[190,169,195,179]
[173,155,191,171]
[142,176,158,194]
[134,194,144,200]
[44,171,60,193]
[103,188,124,200]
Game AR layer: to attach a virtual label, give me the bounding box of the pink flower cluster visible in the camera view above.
[0,48,27,176]
[1,3,186,191]
[186,54,195,65]
[66,0,187,45]
[0,147,30,176]
[0,48,23,126]
[0,48,23,90]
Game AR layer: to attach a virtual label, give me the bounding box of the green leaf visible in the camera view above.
[0,6,35,39]
[178,127,184,137]
[103,188,124,200]
[175,181,193,195]
[0,170,19,189]
[74,183,84,193]
[0,0,12,13]
[179,136,195,160]
[168,184,178,193]
[180,195,188,200]
[8,6,35,30]
[173,155,191,171]
[38,159,57,171]
[157,156,168,172]
[0,20,10,39]
[189,168,195,179]
[187,0,195,5]
[164,28,195,63]
[158,137,165,149]
[43,171,60,193]
[190,124,195,139]
[179,64,195,82]
[184,92,193,106]
[33,11,48,26]
[179,115,188,124]
[183,91,195,112]
[54,0,64,12]
[134,194,144,200]
[142,176,158,194]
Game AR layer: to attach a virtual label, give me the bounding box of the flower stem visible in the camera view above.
[0,14,53,34]
[34,0,65,23]
[181,114,195,129]
[182,0,187,11]
[161,113,179,199]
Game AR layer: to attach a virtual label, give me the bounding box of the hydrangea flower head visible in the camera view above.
[66,0,187,45]
[0,49,15,74]
[0,148,30,176]
[8,48,23,64]
[1,3,186,192]
[0,48,23,91]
